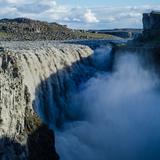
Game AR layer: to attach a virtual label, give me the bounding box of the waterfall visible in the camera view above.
[1,41,160,160]
[0,41,96,159]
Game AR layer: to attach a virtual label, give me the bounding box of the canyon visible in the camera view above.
[0,11,160,160]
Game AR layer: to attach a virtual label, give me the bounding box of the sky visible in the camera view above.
[0,0,160,29]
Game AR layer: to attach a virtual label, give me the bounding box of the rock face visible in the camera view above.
[143,11,160,39]
[0,41,95,159]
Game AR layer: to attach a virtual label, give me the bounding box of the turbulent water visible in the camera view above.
[55,47,160,160]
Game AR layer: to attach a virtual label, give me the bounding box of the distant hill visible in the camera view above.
[88,28,143,39]
[0,18,76,40]
[0,18,121,41]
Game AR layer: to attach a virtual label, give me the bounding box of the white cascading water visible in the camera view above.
[0,42,97,159]
[1,42,160,160]
[0,41,95,141]
[55,46,160,160]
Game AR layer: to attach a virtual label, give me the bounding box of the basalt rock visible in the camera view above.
[142,11,160,40]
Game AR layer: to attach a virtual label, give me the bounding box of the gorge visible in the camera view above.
[0,11,160,160]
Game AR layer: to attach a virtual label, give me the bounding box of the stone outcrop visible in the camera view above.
[0,41,95,159]
[142,11,160,40]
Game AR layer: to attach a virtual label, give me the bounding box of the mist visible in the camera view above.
[55,50,160,160]
[91,44,112,70]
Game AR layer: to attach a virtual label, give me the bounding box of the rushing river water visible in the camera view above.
[54,45,160,160]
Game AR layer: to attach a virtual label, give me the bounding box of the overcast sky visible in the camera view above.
[0,0,160,29]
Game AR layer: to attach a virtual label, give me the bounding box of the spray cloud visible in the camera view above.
[55,50,160,160]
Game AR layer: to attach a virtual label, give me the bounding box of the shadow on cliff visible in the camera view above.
[0,136,27,159]
[0,124,59,160]
[27,124,59,160]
